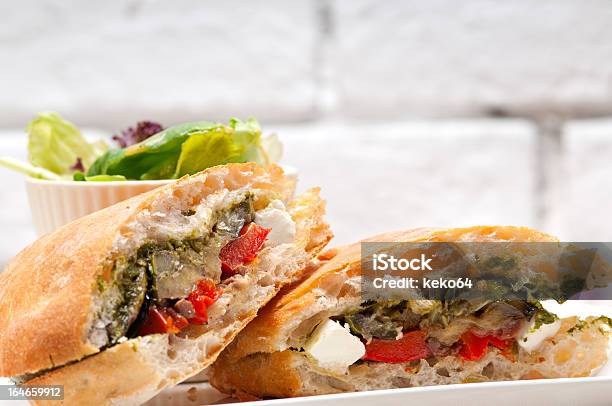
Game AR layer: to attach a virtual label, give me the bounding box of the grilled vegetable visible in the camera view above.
[344,301,420,340]
[219,223,270,277]
[458,331,513,361]
[362,330,432,363]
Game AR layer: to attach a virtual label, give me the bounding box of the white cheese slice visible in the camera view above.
[303,319,365,374]
[254,200,296,247]
[517,318,561,353]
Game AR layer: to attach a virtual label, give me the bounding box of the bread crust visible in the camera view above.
[27,336,160,406]
[0,163,295,377]
[209,226,612,399]
[0,192,142,378]
[211,351,305,401]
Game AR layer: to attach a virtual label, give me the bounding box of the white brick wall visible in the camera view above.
[562,119,612,241]
[330,0,612,119]
[2,1,612,125]
[274,120,537,244]
[0,0,319,128]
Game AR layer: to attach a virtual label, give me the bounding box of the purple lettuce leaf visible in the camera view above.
[112,121,164,148]
[70,157,85,172]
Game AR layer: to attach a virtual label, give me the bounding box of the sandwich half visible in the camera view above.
[0,163,331,405]
[210,227,611,400]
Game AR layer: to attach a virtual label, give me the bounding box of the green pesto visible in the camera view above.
[107,260,147,342]
[341,299,545,341]
[103,193,256,343]
[598,315,612,328]
[567,316,612,335]
[567,320,587,334]
[481,256,517,272]
[96,274,107,293]
[532,309,558,330]
[343,301,420,339]
[462,376,487,383]
[529,301,559,332]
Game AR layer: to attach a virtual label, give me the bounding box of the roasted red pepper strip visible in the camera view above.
[362,330,432,363]
[488,335,513,351]
[166,307,189,331]
[459,331,489,361]
[137,307,181,336]
[219,222,270,277]
[138,279,221,336]
[459,331,514,361]
[187,279,222,325]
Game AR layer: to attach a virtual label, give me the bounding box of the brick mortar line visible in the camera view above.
[533,116,563,234]
[312,0,337,119]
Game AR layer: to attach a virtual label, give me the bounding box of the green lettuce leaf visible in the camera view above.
[73,172,126,182]
[87,121,221,179]
[261,133,283,163]
[172,127,243,178]
[0,156,61,180]
[1,114,281,182]
[27,112,108,176]
[88,118,281,180]
[85,175,127,182]
[230,118,283,165]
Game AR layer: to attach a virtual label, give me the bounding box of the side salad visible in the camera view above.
[0,113,282,181]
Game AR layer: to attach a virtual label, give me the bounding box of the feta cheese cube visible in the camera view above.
[254,200,296,247]
[303,319,365,373]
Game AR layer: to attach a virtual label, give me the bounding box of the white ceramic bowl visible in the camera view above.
[25,165,298,236]
[25,178,173,236]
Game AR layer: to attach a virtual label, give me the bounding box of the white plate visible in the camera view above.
[147,301,612,406]
[242,377,612,406]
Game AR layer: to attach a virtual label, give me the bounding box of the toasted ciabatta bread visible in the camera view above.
[210,227,611,400]
[0,163,332,405]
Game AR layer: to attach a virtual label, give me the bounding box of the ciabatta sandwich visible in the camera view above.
[0,163,331,405]
[210,227,611,400]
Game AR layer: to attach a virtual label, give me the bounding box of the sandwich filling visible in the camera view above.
[90,193,296,348]
[298,299,611,374]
